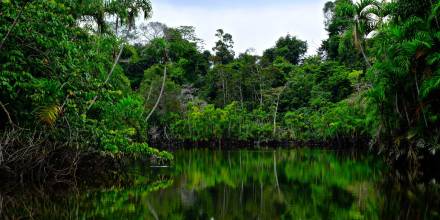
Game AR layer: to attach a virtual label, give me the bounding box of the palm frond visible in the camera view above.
[37,104,62,126]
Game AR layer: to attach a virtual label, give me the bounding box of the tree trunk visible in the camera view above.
[414,73,428,127]
[429,0,440,29]
[222,70,226,107]
[257,67,264,107]
[146,65,167,123]
[86,44,125,112]
[273,88,284,136]
[273,95,280,136]
[0,101,15,127]
[146,80,154,102]
[225,76,229,105]
[354,24,371,68]
[239,85,244,109]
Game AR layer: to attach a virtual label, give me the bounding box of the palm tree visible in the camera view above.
[66,0,152,34]
[336,0,382,67]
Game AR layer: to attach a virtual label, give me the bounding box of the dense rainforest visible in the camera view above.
[1,0,439,186]
[1,0,440,219]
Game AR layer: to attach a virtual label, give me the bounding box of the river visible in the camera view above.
[1,149,439,219]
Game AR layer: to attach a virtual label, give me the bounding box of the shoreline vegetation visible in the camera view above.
[0,128,172,186]
[1,0,440,188]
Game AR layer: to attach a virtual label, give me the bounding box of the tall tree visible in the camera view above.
[64,0,152,34]
[368,0,440,161]
[262,34,307,65]
[212,29,235,65]
[335,0,381,67]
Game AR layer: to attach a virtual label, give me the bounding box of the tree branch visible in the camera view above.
[0,2,28,50]
[0,101,15,127]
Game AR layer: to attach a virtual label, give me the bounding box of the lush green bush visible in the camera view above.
[125,143,174,161]
[170,102,274,142]
[0,0,169,160]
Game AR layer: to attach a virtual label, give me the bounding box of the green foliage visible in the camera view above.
[37,104,62,127]
[62,0,152,34]
[2,0,439,168]
[262,34,308,65]
[212,29,235,65]
[366,0,440,157]
[320,0,379,68]
[170,102,274,142]
[125,143,174,161]
[0,0,169,160]
[122,26,210,87]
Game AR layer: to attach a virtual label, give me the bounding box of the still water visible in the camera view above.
[1,149,439,219]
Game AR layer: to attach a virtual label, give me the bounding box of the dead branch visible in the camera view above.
[0,101,15,127]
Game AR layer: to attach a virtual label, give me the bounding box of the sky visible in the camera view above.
[148,0,329,56]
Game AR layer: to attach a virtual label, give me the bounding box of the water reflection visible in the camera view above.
[1,149,439,219]
[162,149,381,220]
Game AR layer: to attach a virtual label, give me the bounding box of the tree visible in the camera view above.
[367,0,440,161]
[262,34,307,65]
[335,0,382,67]
[139,22,168,42]
[64,0,152,34]
[212,29,235,65]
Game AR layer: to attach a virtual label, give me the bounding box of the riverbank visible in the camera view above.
[0,147,173,188]
[151,135,372,150]
[2,132,438,188]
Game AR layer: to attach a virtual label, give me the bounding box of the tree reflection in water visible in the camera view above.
[1,149,439,219]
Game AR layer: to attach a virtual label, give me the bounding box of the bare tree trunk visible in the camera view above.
[225,75,229,105]
[0,2,28,50]
[86,44,125,112]
[222,70,226,107]
[429,0,439,29]
[146,65,167,122]
[257,67,264,107]
[239,85,244,109]
[146,80,154,102]
[404,103,411,127]
[0,101,15,127]
[114,17,119,58]
[354,24,371,68]
[359,42,371,68]
[115,17,119,36]
[273,89,283,136]
[414,73,429,127]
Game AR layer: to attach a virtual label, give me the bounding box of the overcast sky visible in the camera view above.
[148,0,329,56]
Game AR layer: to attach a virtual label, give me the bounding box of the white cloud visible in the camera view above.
[149,0,328,56]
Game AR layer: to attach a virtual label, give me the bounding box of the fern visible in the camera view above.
[421,70,440,98]
[427,52,440,65]
[37,104,61,126]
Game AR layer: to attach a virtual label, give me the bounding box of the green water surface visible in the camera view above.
[1,149,439,219]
